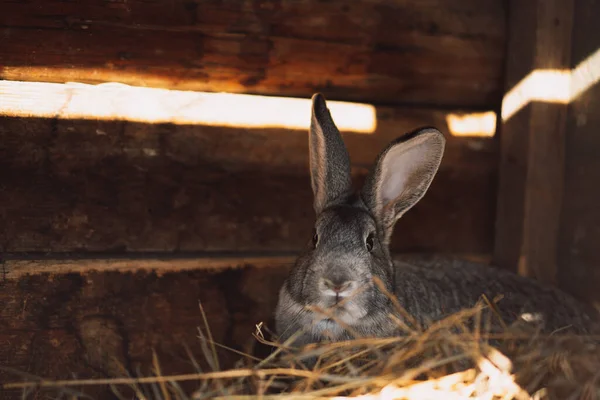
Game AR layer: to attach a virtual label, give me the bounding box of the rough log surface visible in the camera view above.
[558,0,600,307]
[0,266,287,399]
[0,0,506,108]
[0,114,497,256]
[1,255,297,280]
[0,254,495,399]
[1,253,495,281]
[494,0,573,283]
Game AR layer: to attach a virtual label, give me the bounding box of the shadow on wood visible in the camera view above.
[0,0,506,108]
[0,114,497,257]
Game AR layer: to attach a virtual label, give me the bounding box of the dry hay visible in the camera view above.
[3,297,600,400]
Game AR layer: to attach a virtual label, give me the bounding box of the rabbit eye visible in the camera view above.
[312,230,319,248]
[366,233,375,252]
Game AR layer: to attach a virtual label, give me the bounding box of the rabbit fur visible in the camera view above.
[274,93,600,347]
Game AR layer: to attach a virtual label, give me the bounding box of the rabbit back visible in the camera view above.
[393,255,600,334]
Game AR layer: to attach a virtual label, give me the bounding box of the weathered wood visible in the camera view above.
[0,0,507,108]
[0,112,497,257]
[0,266,288,399]
[2,255,297,280]
[493,0,574,284]
[2,253,495,399]
[1,253,493,281]
[557,1,600,306]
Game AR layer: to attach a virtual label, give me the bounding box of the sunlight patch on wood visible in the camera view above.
[0,80,377,133]
[501,69,570,121]
[445,111,496,137]
[502,48,600,121]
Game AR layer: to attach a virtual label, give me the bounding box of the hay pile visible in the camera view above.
[3,300,600,400]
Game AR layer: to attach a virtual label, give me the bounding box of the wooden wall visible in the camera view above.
[0,111,497,258]
[0,0,507,396]
[5,0,600,394]
[494,0,600,307]
[0,266,290,399]
[558,0,600,306]
[0,0,506,108]
[0,0,506,261]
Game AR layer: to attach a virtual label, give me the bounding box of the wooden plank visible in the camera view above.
[1,255,297,280]
[0,82,494,170]
[557,1,600,306]
[494,0,574,283]
[1,254,495,399]
[0,110,497,255]
[0,0,507,108]
[0,266,289,399]
[1,252,493,398]
[1,253,493,281]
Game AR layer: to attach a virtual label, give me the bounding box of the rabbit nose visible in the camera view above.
[320,278,355,296]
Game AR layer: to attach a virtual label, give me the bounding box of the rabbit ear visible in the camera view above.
[309,93,352,214]
[362,128,445,245]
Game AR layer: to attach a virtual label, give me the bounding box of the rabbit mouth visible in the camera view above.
[312,318,344,338]
[311,303,350,323]
[323,297,345,308]
[318,297,353,315]
[311,307,364,339]
[315,301,367,325]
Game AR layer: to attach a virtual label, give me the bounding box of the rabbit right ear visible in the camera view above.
[309,93,352,214]
[362,128,445,245]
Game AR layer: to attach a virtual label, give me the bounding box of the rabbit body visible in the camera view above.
[391,257,597,333]
[274,94,600,347]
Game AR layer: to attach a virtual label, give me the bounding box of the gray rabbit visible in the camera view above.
[274,93,600,347]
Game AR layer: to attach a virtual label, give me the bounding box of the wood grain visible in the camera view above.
[0,113,497,256]
[1,253,495,399]
[1,253,495,280]
[2,255,297,280]
[494,0,574,285]
[557,0,600,306]
[0,0,507,108]
[0,267,287,399]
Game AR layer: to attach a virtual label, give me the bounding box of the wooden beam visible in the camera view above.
[557,1,600,306]
[1,252,489,397]
[0,0,506,108]
[0,265,289,398]
[1,253,493,281]
[0,106,497,256]
[1,255,296,280]
[494,0,574,284]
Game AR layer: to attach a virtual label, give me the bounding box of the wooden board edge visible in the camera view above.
[1,252,492,280]
[1,256,297,280]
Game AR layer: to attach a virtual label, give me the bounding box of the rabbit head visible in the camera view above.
[275,93,445,345]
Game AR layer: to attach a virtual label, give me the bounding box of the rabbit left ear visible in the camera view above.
[361,128,445,245]
[309,93,353,214]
